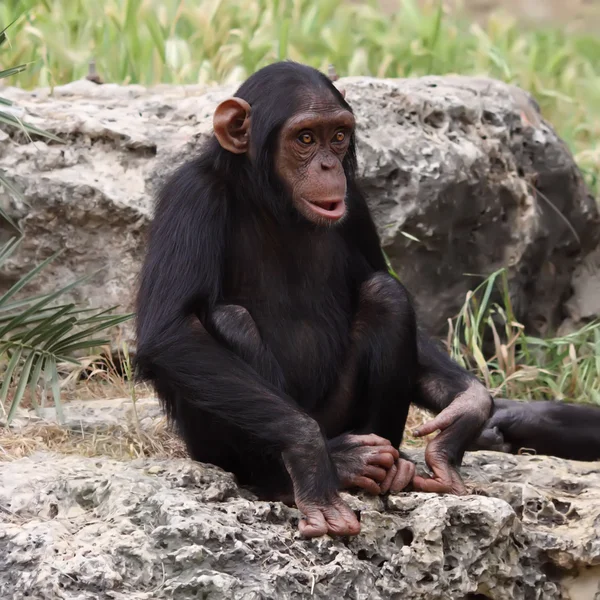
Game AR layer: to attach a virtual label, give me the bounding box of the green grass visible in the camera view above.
[1,0,599,189]
[448,269,600,405]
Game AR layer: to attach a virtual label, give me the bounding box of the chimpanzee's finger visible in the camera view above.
[413,405,460,437]
[389,458,415,493]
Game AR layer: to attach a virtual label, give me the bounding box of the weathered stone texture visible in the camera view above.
[0,75,597,342]
[2,398,600,599]
[1,447,599,599]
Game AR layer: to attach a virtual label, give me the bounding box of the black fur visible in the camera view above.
[135,61,483,504]
[472,398,600,461]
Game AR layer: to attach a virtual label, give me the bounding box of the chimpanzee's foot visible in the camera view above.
[296,493,361,538]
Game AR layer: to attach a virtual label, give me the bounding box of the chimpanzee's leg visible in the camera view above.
[209,281,418,498]
[315,272,419,494]
[174,307,295,501]
[207,305,286,390]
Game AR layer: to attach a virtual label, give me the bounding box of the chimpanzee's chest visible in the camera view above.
[221,226,362,408]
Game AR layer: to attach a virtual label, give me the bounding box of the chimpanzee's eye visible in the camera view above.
[299,132,314,145]
[334,131,346,142]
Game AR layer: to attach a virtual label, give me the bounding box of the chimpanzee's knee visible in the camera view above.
[207,304,263,358]
[358,272,414,326]
[210,304,261,342]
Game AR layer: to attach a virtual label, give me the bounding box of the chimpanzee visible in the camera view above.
[135,61,492,538]
[471,397,600,461]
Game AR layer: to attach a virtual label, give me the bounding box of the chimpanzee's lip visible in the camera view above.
[302,197,346,221]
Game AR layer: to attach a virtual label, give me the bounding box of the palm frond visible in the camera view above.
[0,237,134,422]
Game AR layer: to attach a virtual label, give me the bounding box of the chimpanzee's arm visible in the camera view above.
[408,331,492,492]
[341,185,492,492]
[414,330,491,420]
[136,160,314,450]
[135,159,359,537]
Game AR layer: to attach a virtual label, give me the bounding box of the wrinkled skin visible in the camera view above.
[275,100,355,226]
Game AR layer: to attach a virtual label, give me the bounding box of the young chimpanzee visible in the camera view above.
[471,397,600,461]
[135,61,492,538]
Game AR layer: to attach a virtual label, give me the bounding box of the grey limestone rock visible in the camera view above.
[2,398,599,598]
[0,449,599,599]
[0,74,597,342]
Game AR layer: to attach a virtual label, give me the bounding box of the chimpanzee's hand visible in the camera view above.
[411,432,468,494]
[411,381,492,495]
[331,433,415,495]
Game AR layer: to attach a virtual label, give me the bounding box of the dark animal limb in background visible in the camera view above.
[471,397,600,461]
[135,61,492,539]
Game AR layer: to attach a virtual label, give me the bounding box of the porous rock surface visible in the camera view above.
[0,447,599,600]
[0,75,597,340]
[2,398,600,598]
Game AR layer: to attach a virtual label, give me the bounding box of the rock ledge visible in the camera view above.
[1,446,599,599]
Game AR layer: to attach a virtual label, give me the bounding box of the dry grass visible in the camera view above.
[0,417,187,462]
[0,398,431,462]
[59,343,152,402]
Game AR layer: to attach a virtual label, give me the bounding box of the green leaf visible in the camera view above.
[0,237,22,267]
[0,270,102,337]
[0,174,24,229]
[28,354,45,414]
[20,304,76,345]
[46,356,64,424]
[0,16,22,45]
[474,269,501,334]
[144,14,166,63]
[0,111,64,143]
[0,345,24,412]
[400,231,421,243]
[0,64,29,80]
[0,249,62,311]
[7,351,35,423]
[48,313,132,353]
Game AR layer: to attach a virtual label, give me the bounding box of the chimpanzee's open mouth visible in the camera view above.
[303,197,346,221]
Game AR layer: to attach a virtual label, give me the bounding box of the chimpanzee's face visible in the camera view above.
[274,95,355,226]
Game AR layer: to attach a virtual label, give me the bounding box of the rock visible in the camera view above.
[564,246,600,325]
[0,450,599,599]
[0,75,597,342]
[1,396,163,433]
[13,396,164,432]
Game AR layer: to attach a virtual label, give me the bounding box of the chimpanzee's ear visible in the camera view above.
[213,98,251,154]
